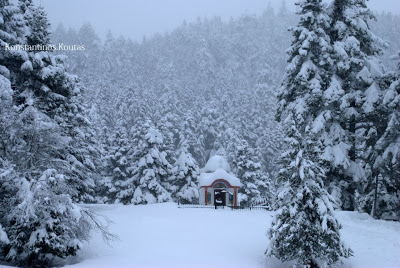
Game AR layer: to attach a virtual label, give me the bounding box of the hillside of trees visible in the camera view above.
[50,2,400,210]
[1,0,399,266]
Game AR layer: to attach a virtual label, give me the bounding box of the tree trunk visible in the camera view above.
[372,173,379,219]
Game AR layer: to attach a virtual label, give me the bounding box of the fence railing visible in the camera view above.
[177,203,270,211]
[177,204,215,209]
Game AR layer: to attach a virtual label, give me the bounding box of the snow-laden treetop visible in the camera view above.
[145,128,163,144]
[203,155,231,173]
[199,155,241,187]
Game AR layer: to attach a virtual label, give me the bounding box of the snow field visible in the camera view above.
[2,203,396,268]
[66,203,271,268]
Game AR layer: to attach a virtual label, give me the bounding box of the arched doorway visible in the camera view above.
[213,181,228,206]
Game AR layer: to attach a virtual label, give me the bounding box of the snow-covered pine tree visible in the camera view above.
[171,147,200,204]
[328,0,386,210]
[0,0,26,259]
[233,140,269,207]
[362,52,400,219]
[52,90,100,203]
[268,1,352,267]
[0,1,107,266]
[253,64,283,174]
[18,0,32,13]
[178,111,204,164]
[155,109,179,165]
[1,0,70,179]
[24,3,51,47]
[0,0,26,66]
[14,2,100,202]
[3,169,92,268]
[131,122,173,204]
[101,125,134,204]
[268,123,352,267]
[0,68,15,158]
[0,158,16,246]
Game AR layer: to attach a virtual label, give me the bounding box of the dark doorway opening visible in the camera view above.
[214,189,226,206]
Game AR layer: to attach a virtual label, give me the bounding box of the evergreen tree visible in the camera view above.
[0,1,105,266]
[360,52,400,219]
[12,5,100,202]
[234,140,269,207]
[18,0,32,14]
[0,158,16,245]
[253,64,283,174]
[268,1,352,266]
[131,122,173,204]
[267,131,352,267]
[0,69,14,158]
[3,169,92,268]
[25,4,51,46]
[50,23,66,44]
[328,0,386,210]
[101,125,133,204]
[171,147,200,204]
[179,111,204,163]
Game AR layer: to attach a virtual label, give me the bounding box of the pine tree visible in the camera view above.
[59,94,101,203]
[13,4,100,202]
[364,52,400,219]
[101,125,133,204]
[269,120,352,267]
[3,169,92,268]
[253,64,283,174]
[179,111,204,164]
[1,1,105,265]
[328,0,386,210]
[50,23,66,44]
[0,69,14,158]
[0,3,121,268]
[130,122,173,204]
[234,141,269,207]
[171,147,200,204]
[25,4,51,46]
[0,158,17,242]
[268,1,352,266]
[0,0,26,45]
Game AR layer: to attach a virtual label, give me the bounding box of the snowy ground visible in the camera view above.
[1,203,399,268]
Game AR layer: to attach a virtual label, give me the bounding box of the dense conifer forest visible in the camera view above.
[0,0,399,267]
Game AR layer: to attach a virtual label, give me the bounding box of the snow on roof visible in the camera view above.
[198,168,241,187]
[203,155,231,173]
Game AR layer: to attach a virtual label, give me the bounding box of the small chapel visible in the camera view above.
[198,155,241,208]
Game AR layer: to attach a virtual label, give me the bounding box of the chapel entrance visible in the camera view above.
[214,189,226,206]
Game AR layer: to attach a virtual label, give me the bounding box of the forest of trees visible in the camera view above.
[0,0,399,267]
[50,0,399,215]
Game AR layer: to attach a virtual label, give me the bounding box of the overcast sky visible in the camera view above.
[35,0,400,41]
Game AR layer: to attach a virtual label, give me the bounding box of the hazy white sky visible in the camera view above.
[35,0,400,41]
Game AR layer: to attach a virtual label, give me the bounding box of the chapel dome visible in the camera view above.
[203,155,231,173]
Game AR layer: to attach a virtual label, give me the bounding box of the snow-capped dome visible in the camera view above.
[203,155,231,173]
